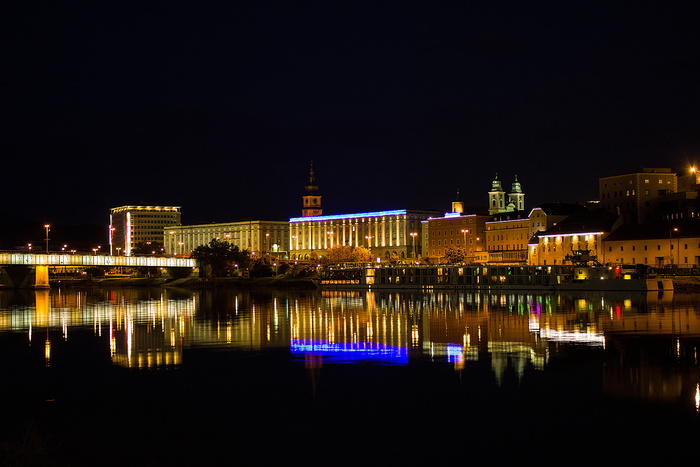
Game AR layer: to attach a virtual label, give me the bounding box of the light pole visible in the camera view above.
[410,232,418,258]
[44,224,50,254]
[326,231,334,249]
[109,227,115,255]
[461,229,469,261]
[670,227,678,266]
[365,235,373,249]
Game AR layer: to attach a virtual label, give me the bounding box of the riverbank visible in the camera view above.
[51,275,319,289]
[47,274,700,292]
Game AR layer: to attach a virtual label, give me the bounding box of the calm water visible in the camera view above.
[0,286,698,465]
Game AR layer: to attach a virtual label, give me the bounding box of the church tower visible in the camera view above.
[508,175,525,212]
[302,161,323,217]
[488,173,507,215]
[451,189,465,213]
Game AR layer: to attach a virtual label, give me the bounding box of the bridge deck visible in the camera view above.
[0,253,196,268]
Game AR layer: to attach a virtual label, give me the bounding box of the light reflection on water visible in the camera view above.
[0,287,699,464]
[0,288,698,400]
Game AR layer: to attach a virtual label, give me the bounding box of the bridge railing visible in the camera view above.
[0,253,197,268]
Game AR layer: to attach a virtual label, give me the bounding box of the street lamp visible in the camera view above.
[461,229,469,261]
[44,224,50,254]
[326,231,334,248]
[365,235,373,249]
[670,227,678,266]
[410,232,418,258]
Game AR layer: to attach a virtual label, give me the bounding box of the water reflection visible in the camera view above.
[0,287,699,409]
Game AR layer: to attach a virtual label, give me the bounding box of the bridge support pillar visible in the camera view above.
[34,265,50,288]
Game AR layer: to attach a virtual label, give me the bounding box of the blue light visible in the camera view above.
[444,212,461,218]
[289,209,407,223]
[291,339,409,364]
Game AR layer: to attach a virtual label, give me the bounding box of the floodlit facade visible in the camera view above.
[485,213,529,264]
[528,209,618,266]
[602,222,700,268]
[110,206,181,256]
[488,174,525,215]
[288,210,439,261]
[165,220,289,257]
[425,212,489,263]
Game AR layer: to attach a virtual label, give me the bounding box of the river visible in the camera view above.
[0,286,698,465]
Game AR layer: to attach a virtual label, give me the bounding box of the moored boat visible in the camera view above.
[318,264,671,292]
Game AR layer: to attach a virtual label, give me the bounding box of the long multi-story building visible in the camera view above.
[289,209,438,261]
[165,220,289,258]
[110,205,181,256]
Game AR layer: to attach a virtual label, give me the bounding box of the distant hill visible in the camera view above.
[0,213,105,252]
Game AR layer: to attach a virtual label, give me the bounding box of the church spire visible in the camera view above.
[452,188,464,213]
[302,160,322,217]
[306,160,318,194]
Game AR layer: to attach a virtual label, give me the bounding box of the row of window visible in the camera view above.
[610,243,696,252]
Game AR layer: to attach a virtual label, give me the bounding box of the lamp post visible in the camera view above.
[365,235,373,249]
[670,227,678,266]
[109,227,116,255]
[410,232,418,258]
[326,231,334,248]
[461,229,469,261]
[44,224,50,254]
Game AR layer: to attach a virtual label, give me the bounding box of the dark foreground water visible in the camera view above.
[0,287,698,466]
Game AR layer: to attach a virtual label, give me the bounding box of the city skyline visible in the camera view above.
[5,2,700,227]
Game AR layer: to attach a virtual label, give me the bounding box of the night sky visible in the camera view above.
[5,1,700,229]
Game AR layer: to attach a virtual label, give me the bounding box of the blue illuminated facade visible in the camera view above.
[288,209,440,261]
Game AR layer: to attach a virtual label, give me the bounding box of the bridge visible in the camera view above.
[0,253,197,288]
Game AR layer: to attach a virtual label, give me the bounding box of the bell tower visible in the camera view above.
[302,160,323,217]
[488,173,507,215]
[451,189,465,213]
[508,175,525,211]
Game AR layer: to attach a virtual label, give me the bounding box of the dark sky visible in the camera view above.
[5,1,700,227]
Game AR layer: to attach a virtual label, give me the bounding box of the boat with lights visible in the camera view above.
[318,263,672,292]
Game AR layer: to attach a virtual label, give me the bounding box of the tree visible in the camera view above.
[444,246,466,264]
[191,239,250,277]
[321,245,375,265]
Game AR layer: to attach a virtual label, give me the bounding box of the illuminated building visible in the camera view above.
[528,208,618,266]
[289,210,438,261]
[485,212,530,264]
[488,173,525,215]
[424,212,489,263]
[599,167,677,224]
[290,167,439,261]
[602,221,700,268]
[110,205,181,256]
[165,220,289,258]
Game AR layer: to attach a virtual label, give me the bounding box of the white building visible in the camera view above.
[110,205,181,256]
[165,220,289,257]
